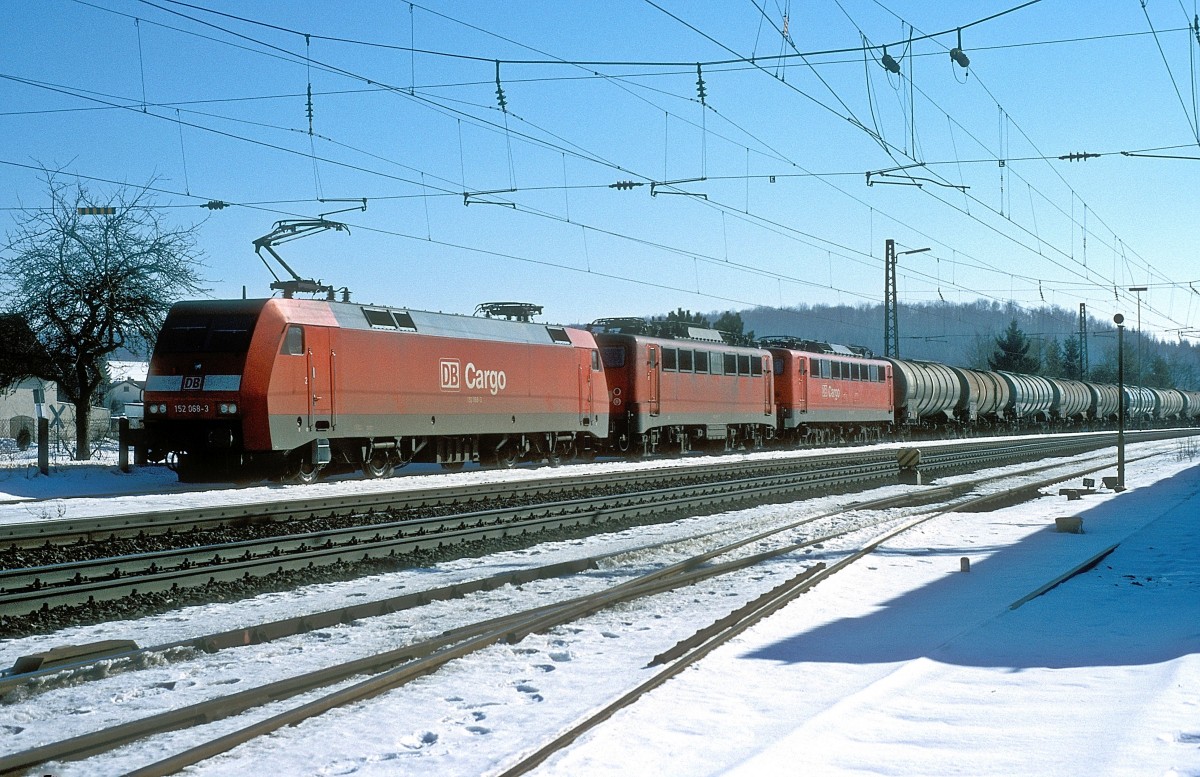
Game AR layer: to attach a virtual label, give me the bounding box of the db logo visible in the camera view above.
[440,359,461,391]
[182,376,203,391]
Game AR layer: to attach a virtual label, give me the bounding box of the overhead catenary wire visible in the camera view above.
[11,2,1200,340]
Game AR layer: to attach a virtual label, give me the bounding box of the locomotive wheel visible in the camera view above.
[362,451,394,479]
[488,443,521,469]
[283,455,321,485]
[172,454,205,483]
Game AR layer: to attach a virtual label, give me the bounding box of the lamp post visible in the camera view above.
[883,239,931,358]
[1114,313,1126,491]
[1129,286,1146,383]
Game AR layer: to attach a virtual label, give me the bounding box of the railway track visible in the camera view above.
[0,443,1175,776]
[1,430,1185,552]
[2,431,1187,622]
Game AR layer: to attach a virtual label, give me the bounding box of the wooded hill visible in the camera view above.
[666,300,1200,391]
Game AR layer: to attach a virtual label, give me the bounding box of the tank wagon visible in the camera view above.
[997,372,1054,422]
[589,319,774,455]
[1047,377,1092,422]
[1123,386,1157,422]
[143,298,608,481]
[761,338,893,444]
[1182,391,1200,419]
[1087,383,1121,421]
[885,358,962,430]
[1151,387,1186,420]
[948,366,1010,426]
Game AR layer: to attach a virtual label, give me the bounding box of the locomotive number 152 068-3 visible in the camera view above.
[174,403,210,415]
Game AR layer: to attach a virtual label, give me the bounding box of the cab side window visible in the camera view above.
[282,325,305,355]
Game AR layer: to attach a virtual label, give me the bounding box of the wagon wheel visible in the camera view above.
[362,450,394,479]
[440,461,465,471]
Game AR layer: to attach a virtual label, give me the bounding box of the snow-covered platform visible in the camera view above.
[544,455,1200,776]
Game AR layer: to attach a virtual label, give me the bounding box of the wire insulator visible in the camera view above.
[495,60,508,113]
[695,63,707,105]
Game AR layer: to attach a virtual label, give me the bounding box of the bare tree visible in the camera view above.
[1,172,206,459]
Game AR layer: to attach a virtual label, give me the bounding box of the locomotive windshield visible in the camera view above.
[155,313,258,354]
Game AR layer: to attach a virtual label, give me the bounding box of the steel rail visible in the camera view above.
[3,431,1189,620]
[0,449,887,548]
[112,449,1157,777]
[2,430,1188,552]
[0,447,1166,777]
[0,458,894,617]
[493,452,1165,777]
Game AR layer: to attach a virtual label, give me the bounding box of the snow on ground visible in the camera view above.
[1,437,1198,776]
[542,445,1200,777]
[0,430,1137,521]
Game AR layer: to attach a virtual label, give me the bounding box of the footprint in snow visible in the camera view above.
[398,731,438,750]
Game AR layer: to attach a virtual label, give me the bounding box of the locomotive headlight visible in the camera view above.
[158,403,167,414]
[228,402,238,414]
[218,403,228,414]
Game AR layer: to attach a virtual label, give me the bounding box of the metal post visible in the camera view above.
[119,416,130,473]
[1114,314,1126,491]
[1078,302,1088,380]
[38,417,49,476]
[883,240,930,359]
[884,239,898,358]
[1130,286,1146,384]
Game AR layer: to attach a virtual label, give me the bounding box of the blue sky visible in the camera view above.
[4,0,1200,348]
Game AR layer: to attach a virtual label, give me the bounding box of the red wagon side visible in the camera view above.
[590,320,774,455]
[765,342,894,445]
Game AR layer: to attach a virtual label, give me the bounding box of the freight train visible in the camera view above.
[141,297,1200,482]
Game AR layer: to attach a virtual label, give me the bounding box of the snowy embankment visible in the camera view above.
[0,438,1197,776]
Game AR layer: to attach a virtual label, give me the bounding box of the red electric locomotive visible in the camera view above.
[143,298,607,481]
[761,338,894,444]
[589,318,775,455]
